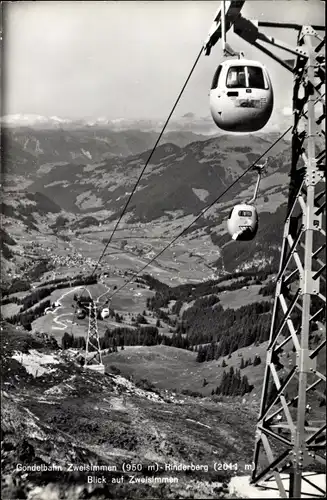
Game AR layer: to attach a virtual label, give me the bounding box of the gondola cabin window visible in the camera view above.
[247,66,267,89]
[238,210,252,217]
[226,65,267,89]
[226,66,246,88]
[211,64,223,90]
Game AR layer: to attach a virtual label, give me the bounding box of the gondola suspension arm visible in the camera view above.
[248,159,267,204]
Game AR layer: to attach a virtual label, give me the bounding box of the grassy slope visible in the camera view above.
[103,340,326,428]
[1,303,22,318]
[217,284,272,310]
[103,344,272,398]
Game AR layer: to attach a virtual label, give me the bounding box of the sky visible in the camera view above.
[3,0,325,125]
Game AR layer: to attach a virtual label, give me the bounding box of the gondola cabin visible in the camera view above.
[100,307,110,320]
[210,59,273,132]
[227,204,258,241]
[77,308,86,320]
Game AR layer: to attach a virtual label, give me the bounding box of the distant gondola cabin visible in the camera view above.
[227,204,259,241]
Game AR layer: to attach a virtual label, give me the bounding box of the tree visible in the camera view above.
[240,356,245,369]
[62,331,73,349]
[245,358,252,367]
[205,341,215,362]
[222,359,227,368]
[136,313,147,325]
[196,345,206,363]
[156,319,161,327]
[219,370,229,394]
[253,355,261,366]
[216,368,253,396]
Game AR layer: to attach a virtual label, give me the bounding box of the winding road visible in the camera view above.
[53,313,74,330]
[51,286,84,331]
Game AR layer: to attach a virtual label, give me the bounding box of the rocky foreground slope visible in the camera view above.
[1,321,259,500]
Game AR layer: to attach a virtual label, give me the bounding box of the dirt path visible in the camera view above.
[51,286,84,330]
[52,313,74,330]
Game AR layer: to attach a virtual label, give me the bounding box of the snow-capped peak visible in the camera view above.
[0,114,73,127]
[49,116,73,124]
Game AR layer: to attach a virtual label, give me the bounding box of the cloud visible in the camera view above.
[182,112,195,119]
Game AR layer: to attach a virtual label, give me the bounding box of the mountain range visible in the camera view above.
[0,113,218,134]
[1,124,216,180]
[2,121,293,276]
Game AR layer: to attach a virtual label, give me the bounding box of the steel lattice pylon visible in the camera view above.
[251,27,326,498]
[84,300,105,374]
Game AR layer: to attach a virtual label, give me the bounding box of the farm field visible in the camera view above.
[76,230,221,285]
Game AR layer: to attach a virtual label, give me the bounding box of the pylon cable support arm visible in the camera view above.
[257,21,326,32]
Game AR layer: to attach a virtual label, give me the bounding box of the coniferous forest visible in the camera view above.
[211,367,254,396]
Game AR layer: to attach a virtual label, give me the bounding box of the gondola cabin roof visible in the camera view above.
[230,203,257,212]
[219,58,268,68]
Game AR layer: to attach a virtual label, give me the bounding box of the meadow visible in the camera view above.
[103,343,272,399]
